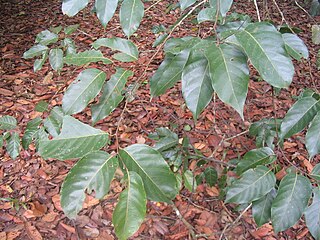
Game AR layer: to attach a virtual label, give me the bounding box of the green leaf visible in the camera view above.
[197,8,216,23]
[235,147,276,175]
[182,47,214,119]
[119,144,178,202]
[235,22,294,88]
[91,68,133,124]
[306,112,320,158]
[62,0,89,16]
[150,50,190,96]
[279,97,320,140]
[64,50,112,65]
[179,0,196,11]
[282,33,309,61]
[310,163,320,181]
[64,24,79,35]
[38,116,109,160]
[119,0,144,37]
[0,115,17,130]
[50,25,63,34]
[305,187,320,240]
[33,50,48,72]
[225,166,276,204]
[22,117,42,149]
[62,38,77,55]
[113,171,146,240]
[271,173,312,233]
[35,101,49,112]
[23,44,48,59]
[34,127,49,150]
[206,44,249,119]
[95,0,118,28]
[204,167,218,187]
[312,25,320,44]
[209,0,233,17]
[92,37,139,62]
[61,151,118,219]
[35,30,58,46]
[62,68,106,115]
[252,190,275,227]
[153,127,179,152]
[0,135,3,148]
[43,106,64,137]
[153,33,169,48]
[183,170,197,192]
[6,132,20,159]
[49,48,64,71]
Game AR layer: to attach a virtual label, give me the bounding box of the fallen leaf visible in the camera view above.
[25,222,43,240]
[42,212,59,222]
[52,195,63,211]
[59,222,75,234]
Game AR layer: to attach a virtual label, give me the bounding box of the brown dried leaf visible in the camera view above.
[25,222,43,240]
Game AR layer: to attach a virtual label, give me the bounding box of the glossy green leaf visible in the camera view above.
[209,0,233,17]
[279,97,320,140]
[61,151,118,219]
[39,116,109,160]
[92,37,139,62]
[305,187,320,240]
[150,50,190,96]
[22,117,42,149]
[183,170,197,192]
[164,37,198,54]
[91,68,133,124]
[119,0,144,37]
[282,33,309,60]
[252,190,275,227]
[204,167,218,187]
[306,112,320,158]
[62,38,77,55]
[62,68,106,115]
[43,106,64,137]
[206,44,249,119]
[236,147,276,175]
[182,48,213,119]
[0,115,17,130]
[23,44,48,59]
[310,163,320,181]
[64,50,112,65]
[35,101,49,112]
[119,144,178,202]
[62,0,89,16]
[113,171,146,240]
[35,30,58,46]
[236,22,294,88]
[179,0,196,11]
[6,132,20,159]
[225,166,276,204]
[95,0,118,28]
[33,50,48,72]
[49,48,63,71]
[271,173,312,233]
[197,8,216,23]
[64,24,79,35]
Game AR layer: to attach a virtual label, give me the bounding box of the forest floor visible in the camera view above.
[0,0,320,239]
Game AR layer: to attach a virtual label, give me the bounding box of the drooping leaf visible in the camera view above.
[235,147,276,175]
[50,25,63,34]
[35,30,58,46]
[282,33,309,61]
[209,0,233,17]
[312,25,320,44]
[6,132,20,159]
[225,166,276,204]
[62,38,77,55]
[271,173,312,233]
[34,127,49,150]
[119,0,144,37]
[43,106,64,137]
[49,48,64,71]
[95,0,118,28]
[310,163,320,181]
[22,117,42,149]
[119,144,178,202]
[113,171,146,240]
[35,101,49,112]
[197,8,216,23]
[23,44,48,59]
[91,68,133,124]
[0,115,17,130]
[64,24,79,35]
[153,127,179,152]
[92,37,139,62]
[183,170,197,192]
[279,97,320,140]
[179,0,196,11]
[61,151,118,219]
[62,0,89,16]
[252,189,275,227]
[305,187,320,240]
[62,68,106,115]
[39,116,109,160]
[153,33,169,48]
[204,167,218,187]
[235,22,294,88]
[64,50,112,65]
[164,37,198,54]
[33,50,48,72]
[206,43,249,118]
[306,111,320,158]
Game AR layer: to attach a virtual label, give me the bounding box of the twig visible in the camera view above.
[190,153,236,167]
[271,0,294,33]
[224,130,249,141]
[294,0,317,24]
[172,205,196,239]
[115,101,128,153]
[145,0,163,12]
[253,0,261,22]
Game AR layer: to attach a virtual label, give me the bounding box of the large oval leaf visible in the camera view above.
[64,50,112,65]
[61,151,118,219]
[49,48,63,71]
[22,117,42,149]
[23,44,48,59]
[306,111,320,158]
[279,97,320,140]
[311,163,320,181]
[282,33,309,60]
[62,0,89,16]
[305,187,320,240]
[197,8,216,23]
[0,115,17,130]
[119,144,178,202]
[252,190,275,227]
[95,0,118,28]
[113,171,146,240]
[271,173,312,233]
[35,30,58,46]
[39,116,109,160]
[209,0,233,17]
[225,166,276,204]
[119,0,144,37]
[91,68,133,124]
[6,132,20,159]
[206,44,249,118]
[43,106,64,137]
[236,22,294,88]
[62,68,106,115]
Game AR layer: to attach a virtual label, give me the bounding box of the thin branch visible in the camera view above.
[271,0,294,32]
[145,0,163,12]
[294,0,317,24]
[172,205,196,239]
[253,0,261,22]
